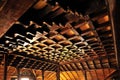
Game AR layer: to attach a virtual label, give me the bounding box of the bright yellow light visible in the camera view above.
[20,78,29,80]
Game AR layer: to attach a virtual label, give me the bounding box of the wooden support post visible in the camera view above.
[3,53,8,80]
[56,65,60,80]
[31,69,36,80]
[42,70,44,80]
[17,68,20,80]
[106,0,120,69]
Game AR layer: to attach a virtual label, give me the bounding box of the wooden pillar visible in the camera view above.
[106,0,120,69]
[3,53,8,80]
[17,68,20,80]
[42,70,44,80]
[56,65,60,80]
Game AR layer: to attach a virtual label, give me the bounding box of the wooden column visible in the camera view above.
[17,68,20,80]
[42,70,44,80]
[56,65,60,80]
[3,53,8,80]
[106,0,120,69]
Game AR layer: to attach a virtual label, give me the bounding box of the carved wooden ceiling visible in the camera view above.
[0,0,119,80]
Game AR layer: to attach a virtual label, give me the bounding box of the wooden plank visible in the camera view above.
[0,0,36,38]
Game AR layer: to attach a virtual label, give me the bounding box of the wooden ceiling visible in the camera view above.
[0,0,119,80]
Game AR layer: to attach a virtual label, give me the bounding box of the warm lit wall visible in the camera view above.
[0,65,17,80]
[36,69,115,80]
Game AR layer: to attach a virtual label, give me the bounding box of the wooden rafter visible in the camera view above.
[0,0,36,38]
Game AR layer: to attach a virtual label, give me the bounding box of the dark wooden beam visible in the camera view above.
[80,63,85,70]
[104,70,117,80]
[9,54,58,65]
[17,68,20,80]
[60,54,115,65]
[92,60,97,69]
[0,0,36,38]
[56,65,60,80]
[106,0,120,69]
[86,61,90,69]
[84,71,87,80]
[42,70,44,80]
[99,58,103,68]
[3,53,8,80]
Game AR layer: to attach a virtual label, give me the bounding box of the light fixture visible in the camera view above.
[20,77,29,80]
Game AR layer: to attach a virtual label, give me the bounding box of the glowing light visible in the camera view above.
[20,78,29,80]
[23,42,29,46]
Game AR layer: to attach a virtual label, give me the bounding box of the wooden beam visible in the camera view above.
[106,0,120,69]
[3,53,8,80]
[56,65,60,80]
[9,54,58,65]
[0,0,36,38]
[86,61,90,69]
[17,68,20,80]
[84,71,87,80]
[60,55,115,65]
[42,70,44,80]
[104,70,116,80]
